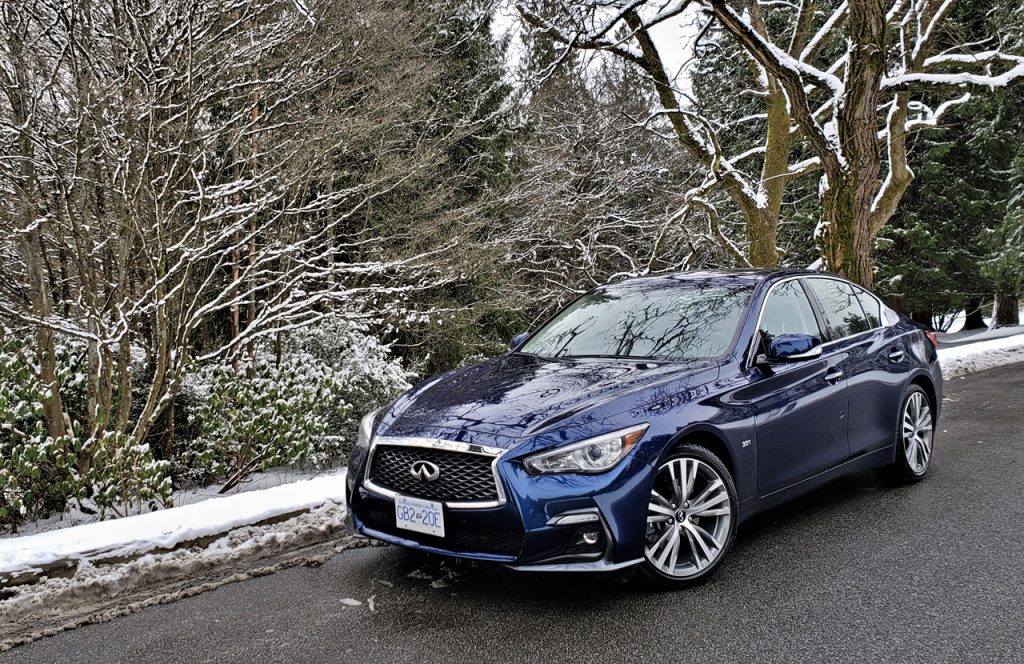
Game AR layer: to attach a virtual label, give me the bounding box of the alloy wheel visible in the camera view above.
[902,391,934,474]
[645,457,732,579]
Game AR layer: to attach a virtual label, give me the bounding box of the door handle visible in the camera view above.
[824,368,844,384]
[887,347,905,362]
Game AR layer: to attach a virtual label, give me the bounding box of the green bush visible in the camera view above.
[179,358,343,490]
[286,317,414,460]
[87,432,173,518]
[1,317,412,528]
[0,335,171,529]
[1,336,78,527]
[178,318,414,490]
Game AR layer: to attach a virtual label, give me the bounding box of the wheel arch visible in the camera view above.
[663,425,737,482]
[909,372,938,415]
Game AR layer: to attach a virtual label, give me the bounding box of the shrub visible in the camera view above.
[286,317,414,459]
[86,432,173,518]
[180,356,343,491]
[0,334,172,530]
[177,317,414,490]
[0,336,78,528]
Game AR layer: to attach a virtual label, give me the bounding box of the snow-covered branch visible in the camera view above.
[885,51,1024,90]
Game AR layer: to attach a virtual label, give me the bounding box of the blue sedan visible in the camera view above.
[345,269,942,587]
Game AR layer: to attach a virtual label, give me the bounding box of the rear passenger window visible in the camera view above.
[759,280,821,344]
[851,285,883,329]
[806,279,870,339]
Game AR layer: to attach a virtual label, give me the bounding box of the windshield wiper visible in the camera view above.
[556,353,657,361]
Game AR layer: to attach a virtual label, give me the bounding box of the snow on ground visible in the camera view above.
[2,467,328,539]
[937,333,1024,379]
[0,471,346,577]
[936,303,1024,335]
[0,502,364,652]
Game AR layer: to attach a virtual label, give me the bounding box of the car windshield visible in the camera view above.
[520,282,753,361]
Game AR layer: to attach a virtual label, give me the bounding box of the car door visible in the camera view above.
[742,278,851,496]
[809,281,913,457]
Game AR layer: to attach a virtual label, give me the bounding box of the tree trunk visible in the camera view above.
[962,297,988,330]
[911,309,934,331]
[745,206,779,267]
[114,332,133,432]
[817,0,887,288]
[991,293,1020,328]
[819,175,876,287]
[158,400,175,461]
[8,26,67,441]
[231,227,241,371]
[247,227,256,366]
[23,234,68,440]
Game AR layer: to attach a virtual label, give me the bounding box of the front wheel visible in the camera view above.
[639,443,738,589]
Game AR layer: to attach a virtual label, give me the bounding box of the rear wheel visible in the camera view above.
[878,384,935,483]
[639,443,738,588]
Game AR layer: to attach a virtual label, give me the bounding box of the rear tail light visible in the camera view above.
[925,330,939,348]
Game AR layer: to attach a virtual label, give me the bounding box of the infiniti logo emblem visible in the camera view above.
[410,460,441,482]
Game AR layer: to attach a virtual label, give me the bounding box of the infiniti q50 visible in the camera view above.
[345,270,941,587]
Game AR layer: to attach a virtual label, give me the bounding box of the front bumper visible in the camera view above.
[347,444,652,571]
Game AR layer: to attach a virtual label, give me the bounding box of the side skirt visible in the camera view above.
[737,445,895,523]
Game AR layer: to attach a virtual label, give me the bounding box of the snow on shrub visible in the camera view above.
[86,433,173,518]
[177,317,412,491]
[179,357,342,491]
[0,335,171,530]
[1,316,410,528]
[285,316,414,454]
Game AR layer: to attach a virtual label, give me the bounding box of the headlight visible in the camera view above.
[355,408,382,451]
[524,424,649,474]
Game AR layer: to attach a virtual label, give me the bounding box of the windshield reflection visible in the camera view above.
[520,282,752,361]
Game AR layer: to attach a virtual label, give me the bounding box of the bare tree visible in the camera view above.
[0,0,477,458]
[492,55,724,317]
[518,0,1024,285]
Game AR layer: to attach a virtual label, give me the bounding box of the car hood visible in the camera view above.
[378,353,717,445]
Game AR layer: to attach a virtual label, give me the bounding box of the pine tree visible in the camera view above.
[874,0,1024,328]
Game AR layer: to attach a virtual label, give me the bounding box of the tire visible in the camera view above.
[876,384,935,483]
[639,443,739,589]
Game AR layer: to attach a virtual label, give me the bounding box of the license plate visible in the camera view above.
[394,495,445,537]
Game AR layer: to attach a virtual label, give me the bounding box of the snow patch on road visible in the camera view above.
[938,334,1024,379]
[0,502,363,652]
[0,471,346,577]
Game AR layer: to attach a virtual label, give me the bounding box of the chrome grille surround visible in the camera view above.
[363,436,507,509]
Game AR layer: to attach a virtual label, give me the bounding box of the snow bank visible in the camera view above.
[3,467,327,538]
[1,503,361,652]
[0,472,346,577]
[938,333,1024,379]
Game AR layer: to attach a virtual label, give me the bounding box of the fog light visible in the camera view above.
[581,531,600,546]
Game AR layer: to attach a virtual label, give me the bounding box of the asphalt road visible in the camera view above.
[7,363,1024,664]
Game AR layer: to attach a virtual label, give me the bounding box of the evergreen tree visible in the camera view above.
[874,0,1024,328]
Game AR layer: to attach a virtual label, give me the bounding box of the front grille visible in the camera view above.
[368,445,500,503]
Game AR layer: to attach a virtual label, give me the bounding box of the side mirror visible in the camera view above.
[509,332,530,350]
[764,334,822,362]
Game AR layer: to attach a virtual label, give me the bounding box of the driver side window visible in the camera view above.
[759,280,821,348]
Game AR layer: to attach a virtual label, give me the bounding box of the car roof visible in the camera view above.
[605,268,834,290]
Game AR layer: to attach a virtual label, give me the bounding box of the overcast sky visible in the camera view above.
[492,2,706,94]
